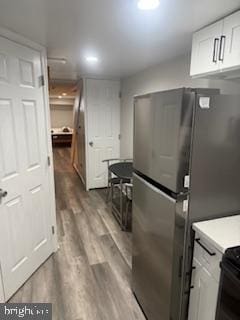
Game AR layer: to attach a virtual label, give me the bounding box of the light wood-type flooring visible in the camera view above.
[10,148,145,320]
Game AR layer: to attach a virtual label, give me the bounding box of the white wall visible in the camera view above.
[50,105,74,128]
[120,53,240,157]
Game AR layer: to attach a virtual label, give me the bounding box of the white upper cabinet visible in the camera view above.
[190,21,223,76]
[190,10,240,77]
[221,11,240,70]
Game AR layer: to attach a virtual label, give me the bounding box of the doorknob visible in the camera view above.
[0,189,8,199]
[89,141,94,147]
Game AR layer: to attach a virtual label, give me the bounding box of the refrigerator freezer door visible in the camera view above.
[134,88,194,193]
[134,94,153,178]
[189,94,240,222]
[132,173,176,320]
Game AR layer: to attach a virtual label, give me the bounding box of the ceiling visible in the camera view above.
[0,0,240,79]
[49,81,78,99]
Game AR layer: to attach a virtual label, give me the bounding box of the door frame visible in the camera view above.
[0,27,58,302]
[84,78,90,191]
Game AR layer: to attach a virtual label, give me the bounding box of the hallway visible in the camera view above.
[10,148,145,320]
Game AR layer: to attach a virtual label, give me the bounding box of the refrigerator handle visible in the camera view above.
[178,256,183,277]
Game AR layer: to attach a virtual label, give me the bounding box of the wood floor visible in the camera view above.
[10,148,145,320]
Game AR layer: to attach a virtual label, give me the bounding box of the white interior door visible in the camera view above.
[86,79,120,189]
[0,35,55,301]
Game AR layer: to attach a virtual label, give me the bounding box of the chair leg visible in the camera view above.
[110,182,113,208]
[126,200,130,230]
[106,169,111,202]
[120,180,126,231]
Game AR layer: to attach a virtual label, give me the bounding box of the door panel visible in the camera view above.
[0,99,18,178]
[222,11,240,70]
[19,59,35,87]
[132,173,176,320]
[23,100,41,168]
[190,21,223,76]
[188,258,219,320]
[0,36,54,301]
[87,79,120,189]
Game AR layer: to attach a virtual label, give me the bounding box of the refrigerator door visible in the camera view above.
[189,94,240,222]
[132,173,177,320]
[134,94,153,178]
[134,88,194,193]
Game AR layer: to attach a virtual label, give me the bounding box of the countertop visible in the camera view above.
[193,215,240,254]
[51,127,73,135]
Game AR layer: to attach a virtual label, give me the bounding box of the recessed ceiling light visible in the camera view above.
[85,56,99,63]
[58,95,62,99]
[62,93,67,96]
[137,0,160,10]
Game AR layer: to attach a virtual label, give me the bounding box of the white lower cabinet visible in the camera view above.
[188,235,222,320]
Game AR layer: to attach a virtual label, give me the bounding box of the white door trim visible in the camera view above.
[0,27,57,302]
[0,262,4,302]
[84,78,90,191]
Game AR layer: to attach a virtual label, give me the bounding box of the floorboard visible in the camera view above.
[10,148,145,320]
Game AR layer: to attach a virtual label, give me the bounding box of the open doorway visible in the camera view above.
[49,81,78,151]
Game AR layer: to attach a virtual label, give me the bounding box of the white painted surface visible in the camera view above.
[50,105,74,128]
[190,20,223,76]
[221,10,240,70]
[86,79,120,189]
[0,34,56,301]
[0,0,240,78]
[193,215,240,254]
[188,231,225,320]
[0,268,4,302]
[188,256,220,320]
[120,54,240,158]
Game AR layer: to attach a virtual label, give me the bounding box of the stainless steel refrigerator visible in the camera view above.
[132,88,240,320]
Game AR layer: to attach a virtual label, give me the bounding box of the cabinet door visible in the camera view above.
[188,258,219,320]
[190,21,223,76]
[221,11,240,70]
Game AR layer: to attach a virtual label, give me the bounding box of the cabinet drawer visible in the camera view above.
[193,236,222,282]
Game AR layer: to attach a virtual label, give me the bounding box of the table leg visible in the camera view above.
[120,179,124,230]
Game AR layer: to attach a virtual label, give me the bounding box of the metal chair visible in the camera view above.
[102,158,133,203]
[124,183,133,230]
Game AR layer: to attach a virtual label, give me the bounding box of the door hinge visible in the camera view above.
[119,91,122,99]
[47,156,51,166]
[39,75,45,87]
[118,134,121,140]
[52,226,55,235]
